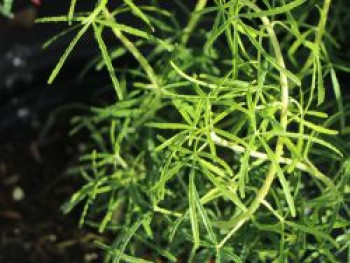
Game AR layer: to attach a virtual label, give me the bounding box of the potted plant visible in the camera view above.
[38,0,350,261]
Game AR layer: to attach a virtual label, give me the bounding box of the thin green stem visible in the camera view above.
[68,0,78,25]
[302,0,332,72]
[211,131,306,173]
[217,2,290,247]
[103,8,160,90]
[211,131,337,195]
[181,0,208,46]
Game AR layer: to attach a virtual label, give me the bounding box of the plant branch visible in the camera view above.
[102,8,160,90]
[181,0,208,46]
[210,131,337,195]
[211,131,305,172]
[302,0,332,72]
[216,2,291,247]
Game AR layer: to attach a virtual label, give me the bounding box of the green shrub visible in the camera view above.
[39,0,350,261]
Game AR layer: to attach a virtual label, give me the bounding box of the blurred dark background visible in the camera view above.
[0,1,107,262]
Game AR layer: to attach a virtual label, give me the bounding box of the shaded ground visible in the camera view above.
[0,110,102,263]
[0,2,107,262]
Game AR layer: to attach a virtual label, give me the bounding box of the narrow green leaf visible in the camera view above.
[240,21,301,86]
[266,132,343,156]
[36,16,70,23]
[330,67,345,130]
[155,132,187,152]
[241,0,306,19]
[290,114,338,135]
[173,100,193,125]
[95,241,153,263]
[115,217,145,263]
[199,158,226,178]
[152,162,184,191]
[285,221,339,248]
[135,235,177,262]
[316,56,325,105]
[68,0,78,24]
[123,0,154,30]
[97,20,151,39]
[48,23,90,84]
[147,122,195,130]
[237,136,255,198]
[201,166,247,211]
[259,137,296,217]
[169,213,186,242]
[189,169,200,249]
[93,23,123,99]
[43,24,80,49]
[193,182,216,243]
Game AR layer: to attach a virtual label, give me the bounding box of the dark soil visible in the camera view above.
[0,108,103,263]
[0,2,108,262]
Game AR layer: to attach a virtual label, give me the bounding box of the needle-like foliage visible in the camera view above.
[39,0,350,262]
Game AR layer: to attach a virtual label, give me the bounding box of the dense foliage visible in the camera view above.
[38,0,350,262]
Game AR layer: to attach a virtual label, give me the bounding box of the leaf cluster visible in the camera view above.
[40,0,350,262]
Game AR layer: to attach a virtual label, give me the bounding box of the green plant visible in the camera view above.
[38,0,350,262]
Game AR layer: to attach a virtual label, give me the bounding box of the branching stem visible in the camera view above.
[302,0,332,72]
[102,8,160,90]
[181,0,208,46]
[211,131,337,195]
[217,2,290,247]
